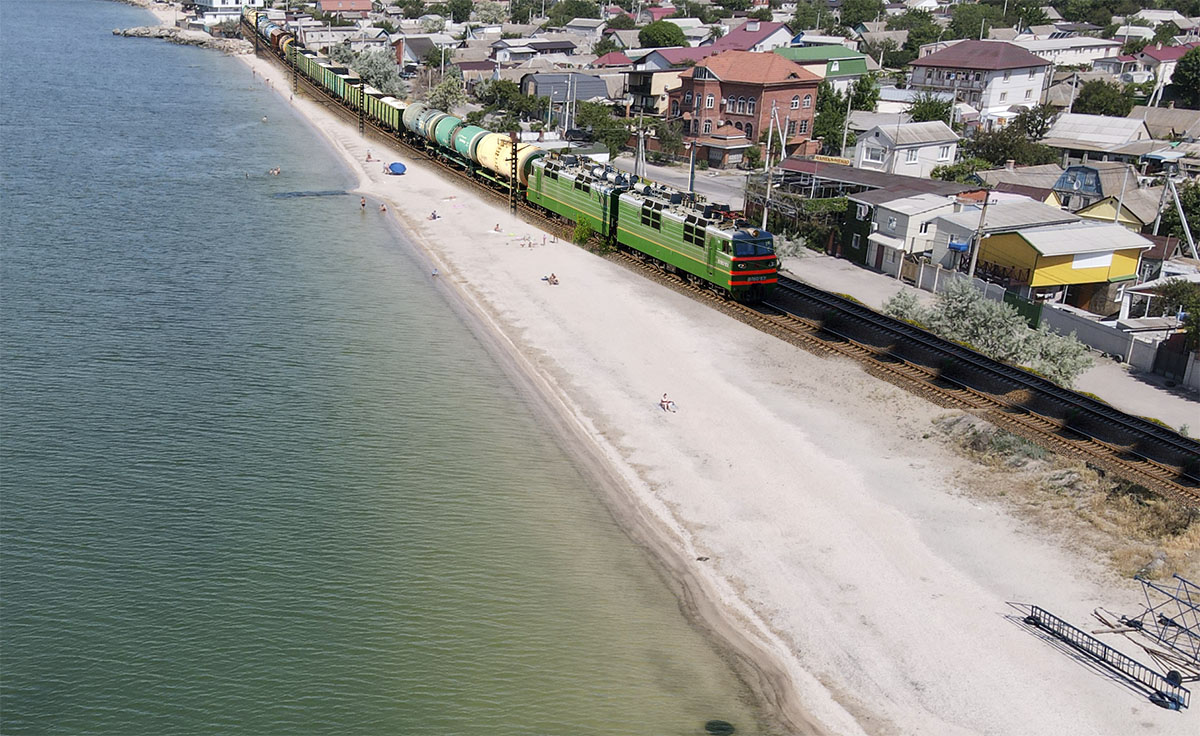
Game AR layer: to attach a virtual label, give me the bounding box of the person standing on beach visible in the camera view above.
[360,196,366,211]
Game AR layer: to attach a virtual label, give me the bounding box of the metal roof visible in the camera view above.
[1042,113,1151,151]
[1018,222,1152,256]
[912,40,1050,71]
[870,120,958,146]
[936,198,1080,233]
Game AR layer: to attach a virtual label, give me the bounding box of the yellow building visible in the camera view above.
[976,221,1151,309]
[1075,187,1164,232]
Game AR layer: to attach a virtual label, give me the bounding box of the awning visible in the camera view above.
[867,232,905,250]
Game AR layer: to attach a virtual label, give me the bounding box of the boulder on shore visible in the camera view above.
[113,25,252,54]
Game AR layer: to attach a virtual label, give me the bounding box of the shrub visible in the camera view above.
[573,219,594,245]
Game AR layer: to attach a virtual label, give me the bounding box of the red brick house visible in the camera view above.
[667,50,822,156]
[318,0,372,20]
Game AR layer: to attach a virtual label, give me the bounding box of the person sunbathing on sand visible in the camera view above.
[660,394,676,412]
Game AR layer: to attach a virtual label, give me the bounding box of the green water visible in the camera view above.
[0,1,768,733]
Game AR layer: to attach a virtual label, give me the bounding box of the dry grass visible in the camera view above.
[934,413,1200,581]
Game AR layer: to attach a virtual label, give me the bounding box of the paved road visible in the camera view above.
[608,153,751,210]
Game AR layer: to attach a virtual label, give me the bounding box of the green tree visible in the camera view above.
[329,41,356,64]
[354,47,408,96]
[400,0,425,18]
[812,80,850,154]
[475,1,507,23]
[606,14,637,30]
[716,0,752,11]
[931,157,991,183]
[509,0,534,23]
[1170,47,1200,109]
[851,73,880,112]
[961,127,1057,166]
[575,101,629,157]
[547,0,599,27]
[948,3,1000,40]
[1157,179,1200,249]
[906,90,952,123]
[792,0,820,29]
[445,0,472,22]
[1013,103,1055,139]
[840,0,884,29]
[748,7,774,20]
[653,118,685,157]
[423,45,448,69]
[638,20,687,48]
[886,10,941,64]
[1120,37,1149,56]
[427,66,467,110]
[1072,80,1134,117]
[1152,277,1200,350]
[745,145,762,169]
[592,36,620,55]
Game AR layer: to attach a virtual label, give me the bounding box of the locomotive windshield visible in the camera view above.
[732,237,775,257]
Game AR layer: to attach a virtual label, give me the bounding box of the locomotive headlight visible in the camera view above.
[735,262,746,269]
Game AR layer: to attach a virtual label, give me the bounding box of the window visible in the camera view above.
[864,147,884,163]
[744,123,753,140]
[1000,91,1007,102]
[671,101,679,116]
[905,148,918,163]
[747,97,756,115]
[852,233,861,249]
[919,221,930,234]
[790,95,799,109]
[684,91,693,104]
[887,216,897,232]
[856,203,868,220]
[705,93,714,109]
[802,94,812,108]
[703,119,712,133]
[786,119,796,136]
[830,61,839,72]
[1025,89,1032,99]
[737,96,746,113]
[727,95,735,110]
[798,119,809,134]
[937,145,951,161]
[1003,70,1010,81]
[735,122,743,130]
[1028,68,1036,79]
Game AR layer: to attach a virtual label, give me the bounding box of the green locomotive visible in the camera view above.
[527,156,778,302]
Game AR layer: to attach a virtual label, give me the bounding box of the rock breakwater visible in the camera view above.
[113,25,252,54]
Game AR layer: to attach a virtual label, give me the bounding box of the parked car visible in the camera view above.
[564,128,592,142]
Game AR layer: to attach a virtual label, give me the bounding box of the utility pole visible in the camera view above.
[1167,177,1199,259]
[839,83,853,156]
[967,193,991,278]
[762,105,781,230]
[687,87,700,199]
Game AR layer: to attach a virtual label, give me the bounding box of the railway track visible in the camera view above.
[249,36,1200,506]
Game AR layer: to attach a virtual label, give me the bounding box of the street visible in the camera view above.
[608,153,751,210]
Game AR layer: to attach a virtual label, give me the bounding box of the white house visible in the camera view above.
[1009,36,1122,68]
[911,40,1051,129]
[853,121,959,178]
[847,191,958,276]
[194,0,264,26]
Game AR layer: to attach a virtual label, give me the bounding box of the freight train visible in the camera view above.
[245,11,778,301]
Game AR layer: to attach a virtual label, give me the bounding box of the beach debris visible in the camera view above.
[704,720,735,735]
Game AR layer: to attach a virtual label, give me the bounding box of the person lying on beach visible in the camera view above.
[548,273,559,285]
[379,203,387,213]
[494,224,501,232]
[660,394,677,412]
[429,211,439,220]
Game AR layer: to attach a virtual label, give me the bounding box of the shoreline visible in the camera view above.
[127,8,1192,733]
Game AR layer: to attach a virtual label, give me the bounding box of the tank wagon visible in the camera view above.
[243,9,776,302]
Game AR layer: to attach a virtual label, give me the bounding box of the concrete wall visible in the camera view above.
[1040,304,1159,370]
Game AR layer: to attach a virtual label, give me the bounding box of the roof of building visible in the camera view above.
[1017,222,1152,256]
[848,110,911,132]
[993,181,1056,201]
[592,50,633,67]
[878,85,952,104]
[647,46,720,67]
[1128,105,1200,140]
[317,0,371,11]
[1040,113,1151,152]
[1016,37,1121,53]
[1137,41,1200,63]
[936,198,1080,233]
[878,192,957,215]
[564,18,606,29]
[521,72,612,101]
[779,158,979,196]
[709,20,791,51]
[607,29,641,48]
[772,44,864,62]
[869,120,958,146]
[976,163,1065,190]
[1080,186,1165,225]
[912,40,1050,70]
[681,50,820,85]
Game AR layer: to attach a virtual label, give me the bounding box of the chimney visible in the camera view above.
[1005,159,1015,171]
[747,21,760,32]
[1169,100,1176,108]
[1156,42,1162,50]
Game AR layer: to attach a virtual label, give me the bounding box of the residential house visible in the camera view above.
[789,31,859,51]
[626,69,686,115]
[491,37,579,62]
[1128,105,1200,140]
[772,45,875,93]
[852,121,959,178]
[874,85,953,115]
[931,199,1151,309]
[521,72,612,106]
[592,51,634,68]
[844,192,957,275]
[1076,187,1166,232]
[705,20,794,53]
[1135,42,1200,89]
[301,25,362,51]
[392,33,456,67]
[1039,113,1152,162]
[1132,9,1193,28]
[604,29,642,50]
[1008,36,1122,68]
[637,46,720,70]
[194,0,264,26]
[317,0,371,20]
[562,18,607,40]
[909,40,1052,129]
[667,50,822,151]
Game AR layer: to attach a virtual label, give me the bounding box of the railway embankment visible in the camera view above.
[113,25,251,54]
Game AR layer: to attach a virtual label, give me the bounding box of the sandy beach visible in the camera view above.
[136,10,1193,731]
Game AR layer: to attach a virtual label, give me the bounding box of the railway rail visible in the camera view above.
[248,32,1200,505]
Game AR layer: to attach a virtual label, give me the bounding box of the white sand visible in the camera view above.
[222,44,1190,734]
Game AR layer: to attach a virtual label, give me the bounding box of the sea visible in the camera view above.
[0,1,769,733]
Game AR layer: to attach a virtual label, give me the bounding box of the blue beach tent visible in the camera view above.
[388,162,406,175]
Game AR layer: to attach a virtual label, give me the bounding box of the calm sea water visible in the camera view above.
[0,1,769,733]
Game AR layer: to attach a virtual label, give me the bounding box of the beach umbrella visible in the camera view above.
[388,162,406,175]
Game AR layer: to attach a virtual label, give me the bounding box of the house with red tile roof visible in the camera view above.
[317,0,372,19]
[592,51,634,68]
[1135,41,1200,89]
[667,50,822,158]
[706,20,794,53]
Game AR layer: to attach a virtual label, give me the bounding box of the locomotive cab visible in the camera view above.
[728,227,779,302]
